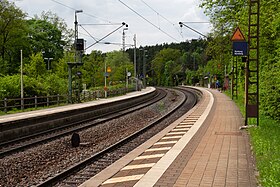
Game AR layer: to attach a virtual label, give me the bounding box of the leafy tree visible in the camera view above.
[151,48,182,86]
[24,53,47,78]
[0,0,27,75]
[26,17,65,61]
[0,75,21,99]
[200,0,280,120]
[81,50,105,88]
[104,51,133,86]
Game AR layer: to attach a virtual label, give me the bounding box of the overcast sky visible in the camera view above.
[11,0,211,53]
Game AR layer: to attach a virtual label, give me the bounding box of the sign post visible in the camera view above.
[231,27,248,56]
[230,27,247,100]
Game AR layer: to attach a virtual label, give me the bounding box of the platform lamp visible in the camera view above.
[68,9,83,104]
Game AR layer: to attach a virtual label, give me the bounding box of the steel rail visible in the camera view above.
[0,89,165,158]
[37,88,198,187]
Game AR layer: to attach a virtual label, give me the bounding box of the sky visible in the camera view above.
[10,0,212,53]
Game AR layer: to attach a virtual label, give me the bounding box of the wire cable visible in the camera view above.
[118,0,179,42]
[140,0,183,38]
[85,24,126,50]
[50,0,118,24]
[140,0,174,27]
[79,24,98,42]
[179,22,208,38]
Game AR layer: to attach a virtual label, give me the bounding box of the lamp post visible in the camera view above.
[44,57,53,70]
[75,10,83,63]
[68,9,83,103]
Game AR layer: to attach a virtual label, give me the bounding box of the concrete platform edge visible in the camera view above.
[79,87,214,187]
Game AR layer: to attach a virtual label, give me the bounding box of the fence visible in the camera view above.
[0,87,135,113]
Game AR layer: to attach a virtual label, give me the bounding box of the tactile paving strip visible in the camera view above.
[79,88,214,187]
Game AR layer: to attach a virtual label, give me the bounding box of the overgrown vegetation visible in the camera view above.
[200,0,280,186]
[250,118,280,186]
[229,90,280,186]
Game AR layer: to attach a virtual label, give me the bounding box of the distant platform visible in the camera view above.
[0,87,155,124]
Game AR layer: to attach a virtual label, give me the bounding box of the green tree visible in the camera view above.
[105,51,133,86]
[0,75,20,99]
[24,53,47,78]
[0,0,27,75]
[82,50,105,88]
[151,48,181,86]
[27,18,65,61]
[200,0,280,120]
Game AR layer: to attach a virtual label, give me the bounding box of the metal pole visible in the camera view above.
[122,28,128,52]
[143,50,147,88]
[122,29,125,52]
[104,61,107,98]
[74,13,77,63]
[20,50,24,110]
[126,68,128,89]
[133,34,137,91]
[68,64,72,103]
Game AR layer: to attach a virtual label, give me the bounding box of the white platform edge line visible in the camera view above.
[78,87,205,187]
[133,88,214,187]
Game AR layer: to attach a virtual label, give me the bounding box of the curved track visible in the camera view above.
[37,87,199,187]
[0,89,165,158]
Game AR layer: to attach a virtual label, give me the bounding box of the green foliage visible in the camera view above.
[205,1,280,185]
[151,48,182,86]
[104,51,133,85]
[0,2,71,76]
[24,53,47,78]
[249,117,280,186]
[0,0,27,74]
[0,75,21,99]
[26,15,66,60]
[81,50,105,88]
[43,74,68,95]
[200,0,280,121]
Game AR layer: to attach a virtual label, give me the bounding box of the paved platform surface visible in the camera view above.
[80,87,257,187]
[0,87,155,123]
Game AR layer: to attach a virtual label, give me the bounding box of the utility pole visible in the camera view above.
[122,28,128,52]
[143,50,147,88]
[20,50,24,110]
[133,34,137,91]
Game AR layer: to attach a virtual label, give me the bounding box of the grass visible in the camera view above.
[0,103,68,116]
[225,90,280,186]
[250,117,280,186]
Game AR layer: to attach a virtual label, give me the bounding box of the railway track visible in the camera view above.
[0,88,165,158]
[36,87,199,187]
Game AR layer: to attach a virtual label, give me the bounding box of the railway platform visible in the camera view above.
[80,87,257,187]
[0,87,155,124]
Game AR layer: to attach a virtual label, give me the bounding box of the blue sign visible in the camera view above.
[232,41,248,56]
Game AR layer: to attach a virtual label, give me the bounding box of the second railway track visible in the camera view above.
[39,87,200,187]
[0,87,200,187]
[0,88,164,158]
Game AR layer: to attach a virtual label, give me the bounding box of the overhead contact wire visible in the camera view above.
[118,0,179,42]
[140,0,183,38]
